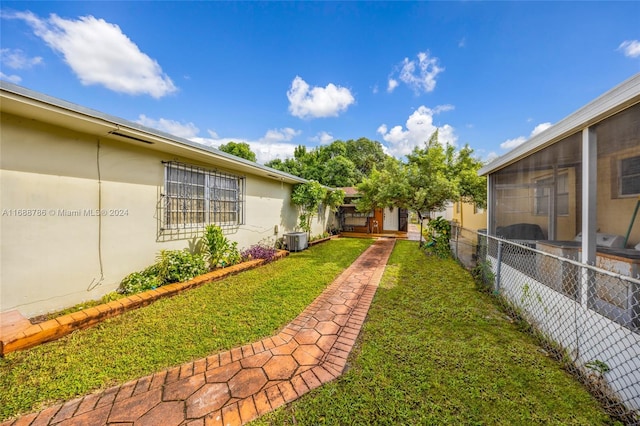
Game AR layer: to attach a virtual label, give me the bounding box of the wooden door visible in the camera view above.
[373,208,384,232]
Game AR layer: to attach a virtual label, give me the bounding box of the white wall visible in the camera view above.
[0,113,327,316]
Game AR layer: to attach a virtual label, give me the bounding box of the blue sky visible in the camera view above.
[1,2,639,164]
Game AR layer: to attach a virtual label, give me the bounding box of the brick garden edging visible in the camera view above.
[0,251,289,357]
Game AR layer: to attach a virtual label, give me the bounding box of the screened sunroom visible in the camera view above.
[480,74,640,269]
[476,75,640,414]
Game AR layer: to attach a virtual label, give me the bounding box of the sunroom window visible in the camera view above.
[534,173,568,216]
[619,155,640,197]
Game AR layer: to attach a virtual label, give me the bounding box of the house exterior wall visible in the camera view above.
[0,112,326,317]
[451,201,488,232]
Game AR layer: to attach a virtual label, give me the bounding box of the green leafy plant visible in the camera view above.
[423,216,451,258]
[586,360,611,375]
[119,265,163,295]
[156,249,208,284]
[201,224,241,269]
[291,181,326,235]
[471,259,495,291]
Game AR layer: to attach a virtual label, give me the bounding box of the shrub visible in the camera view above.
[157,249,208,284]
[119,269,162,295]
[241,244,278,262]
[423,216,452,258]
[201,225,242,269]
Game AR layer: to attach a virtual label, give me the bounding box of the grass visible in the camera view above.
[255,240,615,425]
[0,238,373,421]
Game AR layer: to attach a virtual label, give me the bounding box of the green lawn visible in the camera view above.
[255,240,614,425]
[0,238,373,421]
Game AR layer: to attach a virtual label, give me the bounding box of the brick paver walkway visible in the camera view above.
[3,238,395,426]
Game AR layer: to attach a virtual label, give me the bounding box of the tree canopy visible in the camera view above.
[266,138,389,187]
[218,141,257,162]
[356,131,486,215]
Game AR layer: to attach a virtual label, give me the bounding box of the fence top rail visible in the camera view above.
[480,233,640,286]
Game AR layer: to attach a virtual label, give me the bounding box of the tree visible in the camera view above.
[321,156,359,187]
[265,138,391,187]
[446,144,487,208]
[404,131,458,214]
[355,158,409,212]
[356,131,486,215]
[291,181,327,235]
[324,188,346,213]
[218,141,256,162]
[344,137,387,178]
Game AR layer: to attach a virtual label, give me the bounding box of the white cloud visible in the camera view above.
[387,78,399,93]
[287,76,355,119]
[618,40,640,58]
[311,131,334,145]
[389,51,444,95]
[0,48,43,69]
[500,136,527,150]
[7,11,176,98]
[193,131,300,165]
[135,115,199,139]
[458,38,466,48]
[137,116,301,164]
[500,121,553,150]
[531,122,552,137]
[262,127,301,142]
[377,105,457,158]
[485,151,500,163]
[0,72,22,83]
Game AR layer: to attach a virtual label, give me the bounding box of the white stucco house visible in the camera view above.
[0,81,333,317]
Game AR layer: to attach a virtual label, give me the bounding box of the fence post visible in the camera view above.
[495,241,503,294]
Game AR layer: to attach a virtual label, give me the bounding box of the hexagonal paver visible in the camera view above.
[327,296,345,304]
[270,339,298,356]
[206,361,241,383]
[186,383,230,418]
[263,355,299,380]
[135,400,184,426]
[292,345,324,366]
[163,373,206,401]
[228,368,268,399]
[330,305,351,315]
[304,317,319,328]
[294,329,321,345]
[313,309,334,321]
[316,335,338,352]
[315,321,340,335]
[240,351,272,368]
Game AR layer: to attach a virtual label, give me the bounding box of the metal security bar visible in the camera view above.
[450,224,640,424]
[159,161,245,240]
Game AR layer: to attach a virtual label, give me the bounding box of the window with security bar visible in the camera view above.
[162,161,245,229]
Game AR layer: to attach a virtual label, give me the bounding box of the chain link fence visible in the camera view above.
[450,224,640,425]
